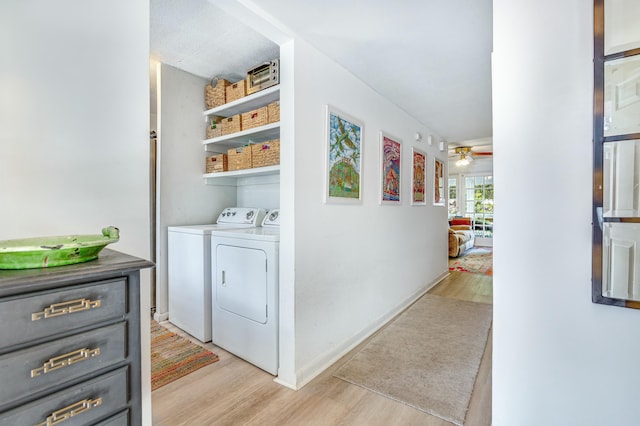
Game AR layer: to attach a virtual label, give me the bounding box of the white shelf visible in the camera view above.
[204,85,280,118]
[203,122,280,151]
[203,165,280,186]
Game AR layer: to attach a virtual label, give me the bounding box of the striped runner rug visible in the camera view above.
[151,320,219,391]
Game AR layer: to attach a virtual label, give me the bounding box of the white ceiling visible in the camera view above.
[150,0,493,144]
[150,0,279,82]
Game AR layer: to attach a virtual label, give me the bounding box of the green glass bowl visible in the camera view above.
[0,227,119,269]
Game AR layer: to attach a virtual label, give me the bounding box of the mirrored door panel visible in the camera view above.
[604,0,640,55]
[593,0,640,308]
[604,56,640,137]
[603,140,640,217]
[603,223,640,301]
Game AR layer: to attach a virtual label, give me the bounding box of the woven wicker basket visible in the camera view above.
[226,80,246,103]
[220,114,242,135]
[227,146,252,171]
[205,154,228,173]
[206,126,222,139]
[206,118,222,139]
[205,78,231,110]
[267,101,280,124]
[251,139,280,168]
[241,106,268,130]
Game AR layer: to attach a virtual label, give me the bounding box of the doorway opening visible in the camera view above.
[449,174,493,247]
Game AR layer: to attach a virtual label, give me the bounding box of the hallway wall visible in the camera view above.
[0,1,152,423]
[493,0,640,424]
[280,38,449,387]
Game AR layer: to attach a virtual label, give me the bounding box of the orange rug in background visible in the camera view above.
[151,320,219,391]
[448,246,493,276]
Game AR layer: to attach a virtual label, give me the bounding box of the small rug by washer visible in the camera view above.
[334,294,492,426]
[449,246,493,275]
[151,320,219,391]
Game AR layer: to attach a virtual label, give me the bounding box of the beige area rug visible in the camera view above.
[334,294,492,425]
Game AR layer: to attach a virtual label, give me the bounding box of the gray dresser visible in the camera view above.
[0,249,153,426]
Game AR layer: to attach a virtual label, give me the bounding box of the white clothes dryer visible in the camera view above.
[211,209,280,374]
[167,207,265,342]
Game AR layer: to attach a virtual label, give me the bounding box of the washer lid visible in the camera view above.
[167,222,258,235]
[167,224,220,235]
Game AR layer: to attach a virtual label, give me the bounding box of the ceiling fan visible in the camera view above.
[448,146,493,167]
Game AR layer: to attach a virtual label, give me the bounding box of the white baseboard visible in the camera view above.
[273,376,298,390]
[289,271,449,390]
[153,311,169,322]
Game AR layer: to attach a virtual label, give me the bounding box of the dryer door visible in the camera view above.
[215,244,267,323]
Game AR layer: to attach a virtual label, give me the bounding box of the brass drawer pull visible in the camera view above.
[31,298,101,321]
[31,347,101,378]
[35,397,102,426]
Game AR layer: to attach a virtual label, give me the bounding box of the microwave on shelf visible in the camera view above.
[246,59,279,95]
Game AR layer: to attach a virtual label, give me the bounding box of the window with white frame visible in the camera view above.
[448,177,458,217]
[464,175,493,238]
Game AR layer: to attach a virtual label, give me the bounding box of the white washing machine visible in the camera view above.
[167,207,265,342]
[211,209,280,374]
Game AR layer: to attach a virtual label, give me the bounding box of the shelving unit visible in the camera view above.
[202,85,280,185]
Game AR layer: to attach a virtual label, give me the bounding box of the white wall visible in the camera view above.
[236,175,280,209]
[0,1,152,423]
[155,63,237,320]
[279,39,449,387]
[493,0,640,424]
[276,40,296,387]
[0,1,149,256]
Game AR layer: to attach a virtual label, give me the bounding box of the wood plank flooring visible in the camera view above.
[152,271,493,425]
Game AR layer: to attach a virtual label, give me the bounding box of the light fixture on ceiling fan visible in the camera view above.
[454,147,473,167]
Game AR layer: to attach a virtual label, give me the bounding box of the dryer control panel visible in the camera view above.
[216,208,265,226]
[262,209,280,227]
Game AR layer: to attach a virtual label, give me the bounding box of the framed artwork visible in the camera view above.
[379,132,402,205]
[324,105,364,204]
[434,158,445,206]
[411,148,427,205]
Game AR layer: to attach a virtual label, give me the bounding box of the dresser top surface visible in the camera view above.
[0,249,153,296]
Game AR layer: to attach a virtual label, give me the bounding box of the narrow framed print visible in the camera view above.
[411,147,427,205]
[324,105,364,204]
[380,131,401,205]
[434,158,445,206]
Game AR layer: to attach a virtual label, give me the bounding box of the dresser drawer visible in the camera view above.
[0,322,127,409]
[0,279,126,351]
[0,367,128,426]
[94,409,129,426]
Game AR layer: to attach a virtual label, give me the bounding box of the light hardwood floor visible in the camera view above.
[152,271,493,425]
